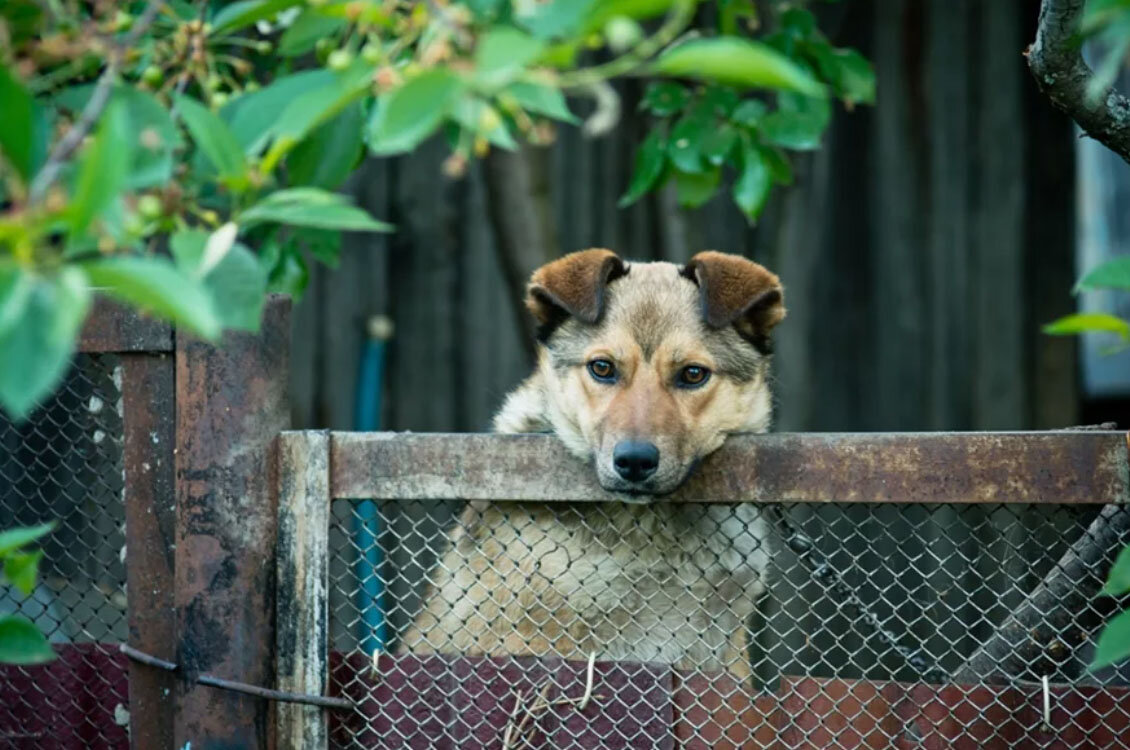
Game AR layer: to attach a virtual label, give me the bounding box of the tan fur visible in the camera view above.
[402,250,785,674]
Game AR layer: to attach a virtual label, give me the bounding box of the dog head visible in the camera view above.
[523,248,785,497]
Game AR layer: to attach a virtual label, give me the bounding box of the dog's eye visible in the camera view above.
[677,365,711,388]
[587,359,617,383]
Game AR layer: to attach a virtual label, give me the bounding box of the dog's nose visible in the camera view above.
[613,441,660,482]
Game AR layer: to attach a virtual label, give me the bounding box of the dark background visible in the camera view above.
[290,0,1121,436]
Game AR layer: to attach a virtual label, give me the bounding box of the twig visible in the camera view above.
[1027,0,1130,165]
[27,0,164,203]
[557,0,698,90]
[500,656,606,750]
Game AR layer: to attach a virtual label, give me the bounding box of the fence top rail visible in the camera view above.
[312,430,1130,505]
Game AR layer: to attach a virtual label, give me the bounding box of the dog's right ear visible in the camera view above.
[526,249,627,335]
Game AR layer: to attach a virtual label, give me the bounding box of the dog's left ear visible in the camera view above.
[682,251,786,342]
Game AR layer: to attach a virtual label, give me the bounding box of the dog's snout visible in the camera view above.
[613,441,660,482]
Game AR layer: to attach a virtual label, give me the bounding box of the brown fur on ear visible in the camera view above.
[682,251,786,342]
[526,248,628,331]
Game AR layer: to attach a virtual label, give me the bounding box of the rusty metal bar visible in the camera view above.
[174,296,291,749]
[121,353,176,750]
[330,431,1130,504]
[276,430,331,750]
[120,644,352,710]
[78,297,173,353]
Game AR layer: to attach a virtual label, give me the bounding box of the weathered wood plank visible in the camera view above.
[78,296,173,353]
[329,431,1130,505]
[174,295,291,749]
[277,430,330,750]
[121,354,176,750]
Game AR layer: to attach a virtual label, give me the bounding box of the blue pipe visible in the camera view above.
[353,315,393,655]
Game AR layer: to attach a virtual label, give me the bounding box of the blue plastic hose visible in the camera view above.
[353,316,393,655]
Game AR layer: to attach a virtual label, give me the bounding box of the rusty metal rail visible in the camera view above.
[328,431,1130,504]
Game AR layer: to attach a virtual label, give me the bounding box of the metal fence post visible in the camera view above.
[277,430,331,750]
[174,295,291,749]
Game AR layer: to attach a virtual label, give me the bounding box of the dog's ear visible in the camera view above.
[526,249,628,331]
[682,251,786,343]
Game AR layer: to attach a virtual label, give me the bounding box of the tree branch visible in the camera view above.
[27,0,163,203]
[481,146,560,364]
[954,503,1130,684]
[1028,0,1130,165]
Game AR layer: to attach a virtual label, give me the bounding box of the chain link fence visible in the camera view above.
[0,354,129,748]
[326,498,1130,748]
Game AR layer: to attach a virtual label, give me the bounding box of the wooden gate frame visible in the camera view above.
[275,429,1130,747]
[78,296,290,750]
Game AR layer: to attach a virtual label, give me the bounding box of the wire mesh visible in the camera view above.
[328,498,1130,749]
[0,355,129,748]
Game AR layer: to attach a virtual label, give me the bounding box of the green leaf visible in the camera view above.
[119,89,182,189]
[1077,256,1130,292]
[1043,313,1130,339]
[266,244,309,299]
[57,86,182,189]
[212,0,302,33]
[452,96,517,150]
[206,243,268,332]
[779,7,816,39]
[0,268,91,419]
[279,10,348,56]
[174,94,245,180]
[761,145,793,185]
[0,616,55,665]
[295,227,343,268]
[474,28,546,90]
[83,256,222,339]
[0,523,54,555]
[733,141,770,221]
[718,0,756,36]
[650,37,826,97]
[270,61,374,152]
[288,100,365,189]
[504,81,578,123]
[731,99,767,126]
[1091,608,1130,670]
[674,166,720,208]
[369,70,465,155]
[223,70,336,154]
[0,265,34,338]
[701,124,738,166]
[241,188,394,232]
[668,115,708,173]
[761,92,831,150]
[1103,545,1130,597]
[0,65,34,180]
[641,81,691,116]
[514,0,597,39]
[811,45,876,106]
[3,550,43,596]
[582,0,675,31]
[69,99,131,237]
[698,85,740,118]
[618,128,667,207]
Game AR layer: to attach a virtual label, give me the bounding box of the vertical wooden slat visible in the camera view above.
[121,353,176,750]
[174,295,291,749]
[277,431,330,750]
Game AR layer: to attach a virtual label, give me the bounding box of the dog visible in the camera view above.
[400,249,786,677]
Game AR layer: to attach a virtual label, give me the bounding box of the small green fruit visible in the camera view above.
[141,66,164,86]
[327,49,353,71]
[137,195,163,219]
